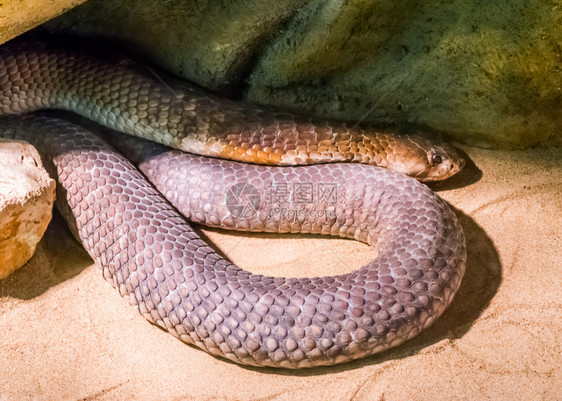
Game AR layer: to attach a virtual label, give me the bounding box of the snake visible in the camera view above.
[0,33,467,368]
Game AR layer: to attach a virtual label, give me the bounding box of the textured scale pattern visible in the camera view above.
[0,114,466,368]
[0,34,463,182]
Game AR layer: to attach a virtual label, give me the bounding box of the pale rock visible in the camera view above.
[0,0,87,44]
[0,139,56,279]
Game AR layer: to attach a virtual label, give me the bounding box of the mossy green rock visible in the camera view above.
[48,0,562,148]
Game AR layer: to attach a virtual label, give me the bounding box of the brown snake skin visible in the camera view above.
[0,33,463,181]
[0,34,467,368]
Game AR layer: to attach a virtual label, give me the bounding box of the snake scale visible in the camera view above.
[0,33,466,368]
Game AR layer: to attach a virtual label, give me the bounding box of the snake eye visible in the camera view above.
[431,154,443,165]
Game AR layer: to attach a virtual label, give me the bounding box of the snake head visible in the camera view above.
[387,134,465,182]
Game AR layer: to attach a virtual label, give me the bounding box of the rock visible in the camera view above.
[0,0,87,44]
[45,0,562,149]
[0,139,56,279]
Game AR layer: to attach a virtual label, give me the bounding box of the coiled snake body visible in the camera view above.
[0,34,466,368]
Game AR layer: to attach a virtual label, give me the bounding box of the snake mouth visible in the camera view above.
[387,143,464,182]
[413,157,464,182]
[422,142,465,181]
[384,134,463,182]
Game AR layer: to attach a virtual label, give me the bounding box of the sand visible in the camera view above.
[0,144,560,400]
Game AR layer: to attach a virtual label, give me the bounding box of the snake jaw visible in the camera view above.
[422,145,465,181]
[389,134,465,182]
